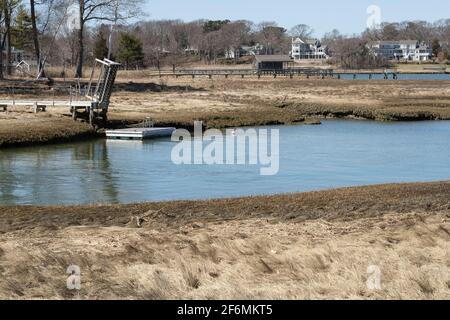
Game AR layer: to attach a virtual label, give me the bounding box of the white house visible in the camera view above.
[291,38,328,60]
[225,44,265,59]
[368,40,432,62]
[184,46,199,54]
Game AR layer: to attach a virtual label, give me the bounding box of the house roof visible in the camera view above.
[306,39,318,45]
[399,40,420,45]
[292,37,320,45]
[370,40,419,46]
[254,55,293,63]
[292,37,305,44]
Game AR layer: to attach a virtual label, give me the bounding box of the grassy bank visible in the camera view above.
[108,77,450,124]
[1,76,450,147]
[0,181,449,299]
[0,116,97,148]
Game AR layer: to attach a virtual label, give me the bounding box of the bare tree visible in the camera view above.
[328,37,388,69]
[30,0,45,76]
[3,0,12,75]
[256,22,286,54]
[75,0,142,77]
[289,24,313,39]
[221,20,251,62]
[0,0,14,79]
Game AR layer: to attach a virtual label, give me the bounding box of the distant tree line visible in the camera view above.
[2,2,450,78]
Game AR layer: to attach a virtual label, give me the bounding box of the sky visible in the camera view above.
[143,0,450,37]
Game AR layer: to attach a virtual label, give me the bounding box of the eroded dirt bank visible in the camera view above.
[0,181,449,299]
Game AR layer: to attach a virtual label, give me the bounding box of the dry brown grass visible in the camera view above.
[0,111,96,147]
[1,75,450,147]
[103,76,450,123]
[0,181,449,299]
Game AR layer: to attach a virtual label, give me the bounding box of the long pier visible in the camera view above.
[146,68,407,79]
[171,68,334,78]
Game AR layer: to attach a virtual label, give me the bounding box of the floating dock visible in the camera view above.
[105,127,176,140]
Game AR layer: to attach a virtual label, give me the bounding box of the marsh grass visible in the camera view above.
[0,182,449,299]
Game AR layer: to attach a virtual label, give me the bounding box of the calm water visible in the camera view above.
[1,120,450,205]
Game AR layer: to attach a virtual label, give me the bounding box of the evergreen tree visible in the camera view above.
[431,39,441,58]
[116,32,144,69]
[93,30,109,60]
[12,4,33,49]
[202,20,230,33]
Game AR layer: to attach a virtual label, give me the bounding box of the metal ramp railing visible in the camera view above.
[86,58,120,110]
[70,58,120,125]
[1,58,120,126]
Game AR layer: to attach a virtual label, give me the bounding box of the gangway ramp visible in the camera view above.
[0,58,120,126]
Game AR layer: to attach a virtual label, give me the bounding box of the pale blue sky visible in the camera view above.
[143,0,449,36]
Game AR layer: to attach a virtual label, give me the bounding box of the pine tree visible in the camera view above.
[12,4,33,49]
[431,39,441,58]
[93,30,109,60]
[116,32,144,69]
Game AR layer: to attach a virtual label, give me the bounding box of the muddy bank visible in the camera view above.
[0,181,449,299]
[283,102,449,121]
[1,181,449,232]
[0,117,98,148]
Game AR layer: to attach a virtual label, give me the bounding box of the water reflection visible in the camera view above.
[0,140,119,205]
[1,120,450,205]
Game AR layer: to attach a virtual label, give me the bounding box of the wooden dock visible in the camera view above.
[146,68,406,80]
[105,127,176,140]
[170,68,334,78]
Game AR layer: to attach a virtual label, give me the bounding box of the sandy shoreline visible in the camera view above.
[1,76,450,147]
[0,181,449,299]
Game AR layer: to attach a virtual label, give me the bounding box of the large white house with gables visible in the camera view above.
[368,40,432,61]
[291,37,329,60]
